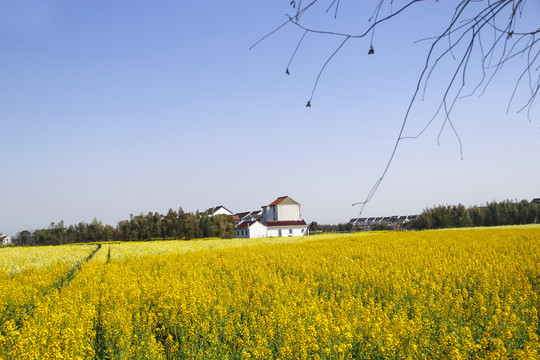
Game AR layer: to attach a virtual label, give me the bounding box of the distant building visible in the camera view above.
[0,234,11,245]
[261,196,301,222]
[235,220,268,239]
[205,206,234,217]
[266,220,308,237]
[532,198,540,204]
[233,210,263,225]
[234,196,308,238]
[350,214,418,228]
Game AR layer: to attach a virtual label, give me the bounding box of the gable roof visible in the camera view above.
[267,196,299,206]
[266,220,307,227]
[207,205,233,215]
[268,196,287,206]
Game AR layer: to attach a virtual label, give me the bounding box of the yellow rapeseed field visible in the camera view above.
[92,235,335,262]
[0,244,98,347]
[0,227,538,359]
[0,244,98,275]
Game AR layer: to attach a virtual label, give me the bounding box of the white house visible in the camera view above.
[235,220,268,239]
[266,220,308,237]
[0,234,11,245]
[206,206,234,216]
[262,196,301,222]
[234,196,308,238]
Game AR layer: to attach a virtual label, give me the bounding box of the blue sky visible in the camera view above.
[1,1,539,236]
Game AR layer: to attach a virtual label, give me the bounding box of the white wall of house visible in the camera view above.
[267,226,307,237]
[213,207,233,216]
[248,222,268,238]
[236,221,267,239]
[262,204,300,223]
[277,204,301,221]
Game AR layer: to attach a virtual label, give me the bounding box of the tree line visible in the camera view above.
[10,199,539,245]
[308,222,354,233]
[309,221,394,233]
[411,200,540,230]
[13,208,235,246]
[310,199,539,233]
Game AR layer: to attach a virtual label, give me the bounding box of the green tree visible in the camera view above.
[212,214,235,239]
[14,230,31,245]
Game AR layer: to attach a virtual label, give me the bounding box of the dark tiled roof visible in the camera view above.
[207,205,233,215]
[235,221,258,229]
[266,220,307,227]
[350,218,367,223]
[235,212,250,219]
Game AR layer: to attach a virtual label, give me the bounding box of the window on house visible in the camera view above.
[289,229,293,234]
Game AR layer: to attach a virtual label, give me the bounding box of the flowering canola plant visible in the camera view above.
[0,244,98,275]
[92,235,334,262]
[0,244,98,346]
[0,228,538,359]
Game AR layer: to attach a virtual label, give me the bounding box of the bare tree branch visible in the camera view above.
[252,0,539,217]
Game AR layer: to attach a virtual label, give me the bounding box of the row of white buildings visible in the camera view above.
[207,196,308,239]
[349,215,418,228]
